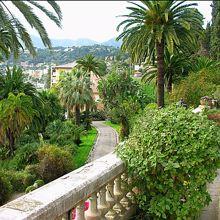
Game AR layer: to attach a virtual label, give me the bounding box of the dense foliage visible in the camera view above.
[0,173,12,205]
[170,68,220,106]
[45,119,82,151]
[210,1,220,60]
[117,106,220,219]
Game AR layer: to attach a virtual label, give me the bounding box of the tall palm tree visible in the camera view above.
[58,68,93,126]
[76,54,107,78]
[0,1,62,58]
[0,93,36,156]
[76,54,106,121]
[117,1,203,107]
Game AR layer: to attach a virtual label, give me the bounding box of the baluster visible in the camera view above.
[75,201,85,220]
[113,175,126,219]
[85,193,101,220]
[120,173,131,209]
[98,185,109,219]
[127,177,135,204]
[105,180,118,220]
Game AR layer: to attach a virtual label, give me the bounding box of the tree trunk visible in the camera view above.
[167,73,173,93]
[85,104,91,130]
[156,41,165,108]
[6,129,15,157]
[75,105,81,126]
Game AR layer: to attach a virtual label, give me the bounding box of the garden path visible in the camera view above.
[88,121,119,162]
[199,169,220,220]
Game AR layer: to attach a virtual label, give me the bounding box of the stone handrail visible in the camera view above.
[0,153,136,220]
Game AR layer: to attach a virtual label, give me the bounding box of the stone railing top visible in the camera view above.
[0,153,124,220]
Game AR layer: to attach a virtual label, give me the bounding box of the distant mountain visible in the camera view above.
[101,38,122,48]
[31,35,121,48]
[31,35,99,48]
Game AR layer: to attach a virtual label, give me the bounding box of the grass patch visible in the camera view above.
[73,127,98,168]
[104,121,120,134]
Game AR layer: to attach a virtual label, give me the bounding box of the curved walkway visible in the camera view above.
[199,169,220,220]
[88,121,119,162]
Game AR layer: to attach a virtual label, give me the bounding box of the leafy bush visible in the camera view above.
[37,145,73,183]
[99,68,154,139]
[117,106,220,219]
[0,172,12,205]
[170,69,220,106]
[25,179,44,194]
[9,142,40,170]
[90,110,107,121]
[0,170,35,192]
[25,185,37,194]
[45,119,83,148]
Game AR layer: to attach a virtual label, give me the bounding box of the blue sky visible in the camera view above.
[13,1,212,42]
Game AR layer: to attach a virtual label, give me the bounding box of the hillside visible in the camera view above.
[4,45,123,68]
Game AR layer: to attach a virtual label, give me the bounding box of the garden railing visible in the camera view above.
[0,153,136,220]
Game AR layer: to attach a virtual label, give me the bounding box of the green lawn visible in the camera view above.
[104,121,120,134]
[73,127,98,168]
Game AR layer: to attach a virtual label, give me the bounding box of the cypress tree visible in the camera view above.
[211,1,220,60]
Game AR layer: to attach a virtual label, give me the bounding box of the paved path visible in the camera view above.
[199,169,220,220]
[88,121,118,162]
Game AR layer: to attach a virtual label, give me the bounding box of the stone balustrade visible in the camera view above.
[0,153,136,220]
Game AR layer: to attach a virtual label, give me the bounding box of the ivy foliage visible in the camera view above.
[117,105,220,219]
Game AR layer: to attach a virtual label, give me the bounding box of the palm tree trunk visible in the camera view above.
[85,104,91,130]
[6,128,15,156]
[75,105,81,126]
[167,73,173,93]
[156,41,165,108]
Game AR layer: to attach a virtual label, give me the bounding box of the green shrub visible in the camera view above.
[38,145,73,183]
[10,142,40,170]
[45,119,83,148]
[117,105,220,219]
[25,185,37,194]
[90,110,107,121]
[170,69,220,106]
[34,179,44,187]
[0,170,35,192]
[25,179,44,194]
[0,172,12,205]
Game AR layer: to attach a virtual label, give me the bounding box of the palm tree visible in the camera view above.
[76,54,107,78]
[0,66,39,100]
[76,54,106,122]
[190,56,220,73]
[142,52,191,93]
[0,66,44,134]
[0,93,36,156]
[0,1,62,58]
[58,68,93,126]
[117,1,203,107]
